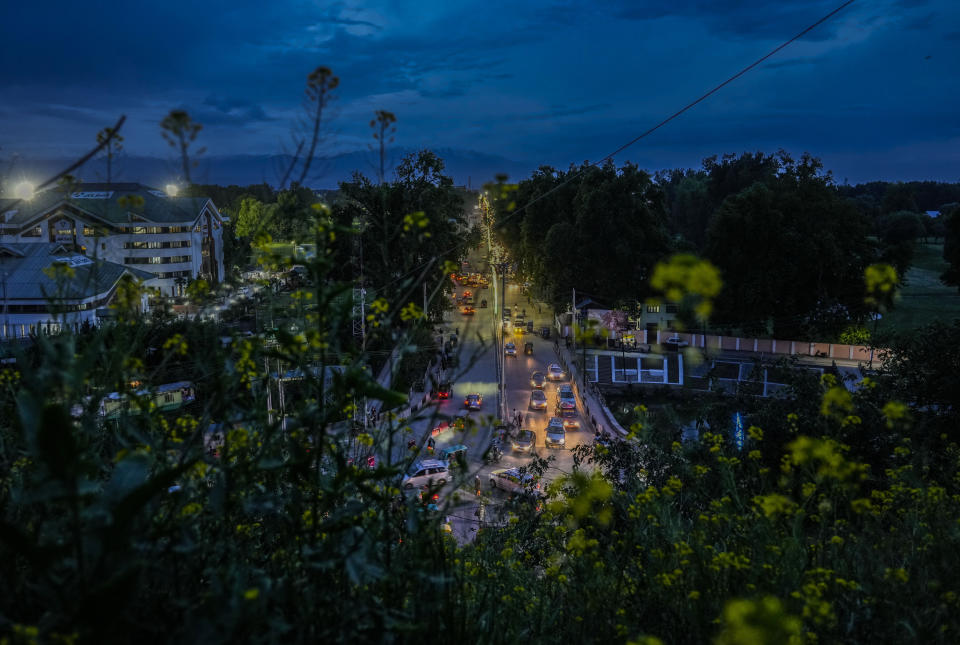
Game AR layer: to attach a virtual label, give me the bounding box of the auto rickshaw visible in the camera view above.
[524,342,534,355]
[438,444,468,468]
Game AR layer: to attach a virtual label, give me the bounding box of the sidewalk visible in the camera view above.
[553,341,629,438]
[515,283,628,439]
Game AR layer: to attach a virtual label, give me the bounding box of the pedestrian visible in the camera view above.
[475,474,482,496]
[517,411,524,427]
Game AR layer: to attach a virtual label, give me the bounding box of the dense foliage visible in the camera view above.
[3,181,960,642]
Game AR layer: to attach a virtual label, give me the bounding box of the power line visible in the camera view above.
[372,0,858,292]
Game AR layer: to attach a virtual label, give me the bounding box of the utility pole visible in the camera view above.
[571,287,576,351]
[423,281,428,319]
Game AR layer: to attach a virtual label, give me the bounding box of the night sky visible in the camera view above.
[1,0,958,184]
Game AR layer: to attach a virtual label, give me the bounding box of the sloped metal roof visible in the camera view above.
[0,242,155,300]
[1,182,217,228]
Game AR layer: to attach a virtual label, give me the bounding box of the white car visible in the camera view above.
[529,389,548,410]
[489,468,541,496]
[664,335,689,348]
[402,459,450,490]
[547,363,566,381]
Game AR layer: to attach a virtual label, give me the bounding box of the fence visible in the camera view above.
[643,330,882,362]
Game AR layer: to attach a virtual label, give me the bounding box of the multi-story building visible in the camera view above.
[0,182,224,296]
[0,242,156,339]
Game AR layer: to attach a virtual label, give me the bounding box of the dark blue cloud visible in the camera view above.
[0,0,957,184]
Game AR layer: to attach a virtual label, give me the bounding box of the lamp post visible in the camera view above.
[1,271,7,340]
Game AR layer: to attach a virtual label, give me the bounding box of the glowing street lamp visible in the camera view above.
[165,184,179,197]
[14,181,35,200]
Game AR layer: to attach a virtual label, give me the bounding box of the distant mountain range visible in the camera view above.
[8,148,536,191]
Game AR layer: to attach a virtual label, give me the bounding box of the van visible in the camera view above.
[402,459,450,490]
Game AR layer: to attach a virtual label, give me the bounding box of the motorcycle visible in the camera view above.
[483,439,503,464]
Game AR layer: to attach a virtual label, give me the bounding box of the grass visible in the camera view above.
[875,242,960,334]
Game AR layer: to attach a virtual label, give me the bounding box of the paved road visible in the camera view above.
[499,281,587,487]
[383,250,594,540]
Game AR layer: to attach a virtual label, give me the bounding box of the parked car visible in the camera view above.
[530,371,546,389]
[511,429,536,454]
[664,335,689,349]
[464,393,483,410]
[540,326,551,339]
[547,363,566,381]
[402,459,449,490]
[489,468,542,496]
[505,341,517,357]
[545,417,566,448]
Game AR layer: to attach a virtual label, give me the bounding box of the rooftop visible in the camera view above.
[0,182,217,228]
[0,242,155,300]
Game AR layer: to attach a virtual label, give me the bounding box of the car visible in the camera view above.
[402,459,450,490]
[547,363,566,381]
[434,382,452,400]
[530,371,546,389]
[545,417,566,448]
[464,393,483,410]
[489,468,541,496]
[513,325,525,336]
[505,342,517,357]
[460,306,476,315]
[557,384,575,403]
[529,389,548,410]
[503,309,511,319]
[664,335,689,349]
[511,429,536,453]
[463,290,472,298]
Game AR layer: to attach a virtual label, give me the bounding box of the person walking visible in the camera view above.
[475,474,482,497]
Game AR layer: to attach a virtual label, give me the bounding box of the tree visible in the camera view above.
[370,110,397,185]
[493,161,670,311]
[704,154,874,337]
[160,109,204,184]
[942,204,960,291]
[875,210,925,276]
[235,196,268,240]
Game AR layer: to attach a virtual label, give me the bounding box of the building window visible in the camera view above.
[164,393,175,403]
[646,305,660,314]
[23,226,42,237]
[665,304,679,314]
[132,226,146,234]
[149,257,161,264]
[83,226,95,236]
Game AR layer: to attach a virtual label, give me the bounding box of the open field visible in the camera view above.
[876,242,960,334]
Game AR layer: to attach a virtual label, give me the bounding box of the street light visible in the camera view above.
[13,181,35,201]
